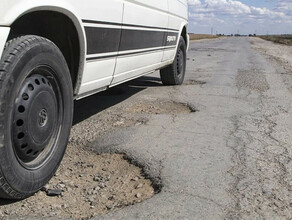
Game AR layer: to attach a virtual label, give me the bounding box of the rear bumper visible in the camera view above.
[0,27,10,59]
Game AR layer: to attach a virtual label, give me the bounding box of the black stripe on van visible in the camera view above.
[85,26,179,55]
[87,46,177,61]
[85,27,121,55]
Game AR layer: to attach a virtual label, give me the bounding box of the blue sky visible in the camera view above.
[188,0,292,35]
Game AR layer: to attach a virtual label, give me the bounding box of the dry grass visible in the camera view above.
[259,35,292,46]
[189,34,220,41]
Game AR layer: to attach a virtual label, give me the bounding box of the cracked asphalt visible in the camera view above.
[90,37,292,219]
[2,36,292,220]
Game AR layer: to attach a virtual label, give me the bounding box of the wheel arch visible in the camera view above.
[168,23,189,63]
[6,5,86,96]
[180,24,189,51]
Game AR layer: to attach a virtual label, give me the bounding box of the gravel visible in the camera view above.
[0,89,195,219]
[0,89,162,219]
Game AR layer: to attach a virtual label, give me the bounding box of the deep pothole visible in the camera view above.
[0,149,156,219]
[0,99,196,218]
[125,101,197,115]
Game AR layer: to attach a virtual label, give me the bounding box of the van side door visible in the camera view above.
[78,0,123,95]
[112,0,169,85]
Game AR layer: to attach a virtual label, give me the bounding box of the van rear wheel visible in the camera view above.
[0,35,73,199]
[160,36,186,85]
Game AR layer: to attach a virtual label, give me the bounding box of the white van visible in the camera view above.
[0,0,188,199]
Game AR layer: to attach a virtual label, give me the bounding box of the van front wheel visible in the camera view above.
[0,35,73,199]
[160,36,186,85]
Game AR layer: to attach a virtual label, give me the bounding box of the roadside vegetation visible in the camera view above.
[189,34,221,41]
[259,35,292,46]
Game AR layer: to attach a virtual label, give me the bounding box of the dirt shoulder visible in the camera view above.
[250,37,292,71]
[259,35,292,46]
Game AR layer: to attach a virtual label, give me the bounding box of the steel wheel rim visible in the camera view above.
[12,66,63,170]
[177,48,185,77]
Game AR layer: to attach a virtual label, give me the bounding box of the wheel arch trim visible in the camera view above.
[1,3,87,95]
[0,27,11,61]
[168,22,188,62]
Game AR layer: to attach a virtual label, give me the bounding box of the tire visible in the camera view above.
[0,35,73,199]
[160,36,187,85]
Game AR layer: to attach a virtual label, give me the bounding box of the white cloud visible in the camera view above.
[276,0,292,16]
[187,0,292,34]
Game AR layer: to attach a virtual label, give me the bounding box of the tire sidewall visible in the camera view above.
[174,37,187,85]
[0,39,73,196]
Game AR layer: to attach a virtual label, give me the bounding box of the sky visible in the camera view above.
[188,0,292,35]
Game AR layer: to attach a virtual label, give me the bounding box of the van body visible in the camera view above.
[0,0,188,199]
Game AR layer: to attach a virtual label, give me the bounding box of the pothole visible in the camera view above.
[126,101,197,114]
[0,148,155,219]
[122,154,163,194]
[184,80,206,85]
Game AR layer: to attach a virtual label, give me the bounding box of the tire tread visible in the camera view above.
[0,35,63,199]
[160,36,186,86]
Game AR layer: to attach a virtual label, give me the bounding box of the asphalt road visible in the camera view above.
[88,37,292,219]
